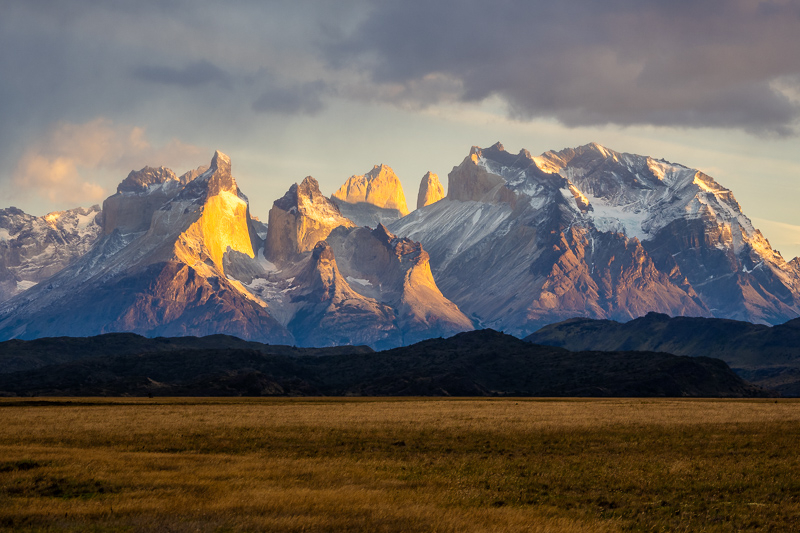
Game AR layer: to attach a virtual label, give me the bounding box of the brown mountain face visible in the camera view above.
[417,171,445,209]
[286,241,398,347]
[326,224,473,344]
[526,227,707,325]
[103,167,189,236]
[266,176,355,264]
[332,164,410,215]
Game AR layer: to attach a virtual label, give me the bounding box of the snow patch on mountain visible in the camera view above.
[583,191,649,240]
[392,200,513,271]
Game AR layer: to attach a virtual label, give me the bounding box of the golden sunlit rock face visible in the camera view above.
[266,176,355,263]
[447,147,517,205]
[416,171,445,210]
[332,164,410,215]
[175,190,255,275]
[172,152,255,277]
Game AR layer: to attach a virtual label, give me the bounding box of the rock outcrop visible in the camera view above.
[332,164,410,215]
[286,241,397,347]
[416,171,445,209]
[265,176,354,263]
[326,224,474,345]
[103,167,187,236]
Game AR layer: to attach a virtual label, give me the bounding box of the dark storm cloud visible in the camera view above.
[133,60,232,88]
[325,0,800,135]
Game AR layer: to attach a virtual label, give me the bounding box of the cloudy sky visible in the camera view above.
[3,0,800,257]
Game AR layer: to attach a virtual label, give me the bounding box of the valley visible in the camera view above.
[1,397,798,532]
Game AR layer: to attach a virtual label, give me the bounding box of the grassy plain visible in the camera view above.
[1,398,799,532]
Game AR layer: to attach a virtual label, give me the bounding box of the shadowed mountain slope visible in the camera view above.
[526,312,800,396]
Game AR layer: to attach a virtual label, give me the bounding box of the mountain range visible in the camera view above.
[1,142,798,348]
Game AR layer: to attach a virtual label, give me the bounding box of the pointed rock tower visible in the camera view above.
[416,171,445,209]
[287,241,397,347]
[265,176,355,263]
[325,223,474,345]
[332,164,410,215]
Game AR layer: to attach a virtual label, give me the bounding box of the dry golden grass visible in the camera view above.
[1,398,799,532]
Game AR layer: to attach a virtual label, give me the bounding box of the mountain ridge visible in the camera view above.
[525,312,800,396]
[0,329,769,398]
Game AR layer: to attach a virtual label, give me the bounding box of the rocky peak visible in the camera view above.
[417,171,445,209]
[155,151,257,280]
[117,166,178,194]
[211,150,230,173]
[200,150,237,197]
[332,164,410,215]
[266,177,354,262]
[178,165,209,184]
[294,240,342,300]
[372,224,428,266]
[287,238,398,347]
[312,240,335,263]
[273,177,346,219]
[449,143,560,205]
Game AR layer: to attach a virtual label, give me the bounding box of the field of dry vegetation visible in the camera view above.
[1,398,799,532]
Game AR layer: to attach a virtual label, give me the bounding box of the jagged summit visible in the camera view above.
[117,166,179,194]
[266,176,355,262]
[449,142,559,205]
[0,205,102,303]
[332,164,410,215]
[274,176,328,211]
[417,171,444,209]
[179,150,240,200]
[211,150,231,172]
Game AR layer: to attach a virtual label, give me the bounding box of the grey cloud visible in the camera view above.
[324,0,800,135]
[0,1,348,189]
[133,60,232,88]
[252,80,327,115]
